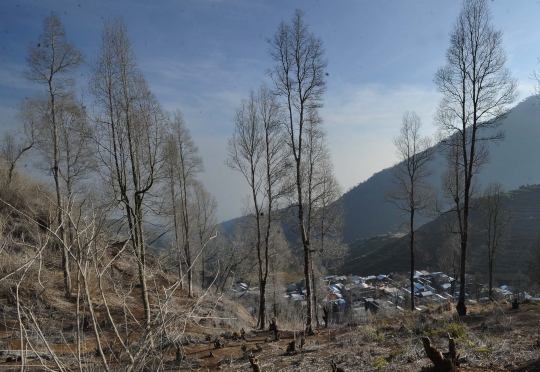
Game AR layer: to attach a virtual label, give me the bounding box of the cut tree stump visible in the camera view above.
[286,340,296,354]
[269,318,280,341]
[330,356,345,372]
[249,352,261,372]
[421,334,459,372]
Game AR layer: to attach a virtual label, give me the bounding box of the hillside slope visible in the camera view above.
[341,96,540,243]
[341,184,540,284]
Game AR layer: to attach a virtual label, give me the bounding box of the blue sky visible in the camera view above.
[1,0,539,222]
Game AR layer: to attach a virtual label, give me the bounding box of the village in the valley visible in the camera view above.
[228,269,530,324]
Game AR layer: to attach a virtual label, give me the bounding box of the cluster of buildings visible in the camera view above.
[229,269,530,322]
[321,271,455,312]
[279,270,454,322]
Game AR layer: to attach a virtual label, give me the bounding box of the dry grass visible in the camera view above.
[1,169,540,371]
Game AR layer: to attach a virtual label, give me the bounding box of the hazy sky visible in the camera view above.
[1,0,539,222]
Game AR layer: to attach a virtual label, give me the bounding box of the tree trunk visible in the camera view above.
[129,205,151,326]
[259,279,266,330]
[456,230,468,316]
[303,243,313,333]
[50,84,71,301]
[410,209,415,311]
[489,259,493,301]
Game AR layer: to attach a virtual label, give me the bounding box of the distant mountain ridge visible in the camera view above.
[341,95,540,243]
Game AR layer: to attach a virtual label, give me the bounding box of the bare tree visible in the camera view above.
[31,93,95,259]
[268,9,328,334]
[89,18,165,325]
[434,0,517,315]
[438,235,461,298]
[386,111,434,311]
[480,183,511,301]
[24,13,83,300]
[35,94,94,200]
[226,84,287,329]
[301,108,344,325]
[192,180,218,289]
[165,111,203,298]
[0,131,34,186]
[215,223,258,295]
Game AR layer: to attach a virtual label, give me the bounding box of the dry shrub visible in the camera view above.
[0,168,54,229]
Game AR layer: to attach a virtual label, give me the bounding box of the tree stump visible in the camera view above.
[269,318,276,331]
[299,333,306,349]
[286,340,296,354]
[175,343,184,361]
[331,356,345,372]
[249,352,261,372]
[512,298,520,310]
[269,318,280,341]
[421,335,459,372]
[323,306,329,328]
[214,338,225,349]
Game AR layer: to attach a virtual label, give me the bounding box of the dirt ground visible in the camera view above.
[2,298,540,371]
[175,302,540,371]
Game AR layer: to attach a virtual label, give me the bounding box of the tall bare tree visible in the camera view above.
[192,180,218,289]
[434,0,517,315]
[89,18,165,325]
[33,94,94,227]
[165,111,203,298]
[480,183,511,301]
[25,13,83,300]
[227,84,287,329]
[386,111,434,311]
[268,9,327,334]
[301,108,344,324]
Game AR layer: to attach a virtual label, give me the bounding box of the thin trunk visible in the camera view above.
[82,266,110,371]
[489,258,493,301]
[457,219,468,316]
[170,175,184,289]
[49,81,71,301]
[16,285,25,372]
[201,251,205,289]
[179,166,193,297]
[311,259,319,327]
[127,204,151,326]
[410,208,415,312]
[76,268,82,372]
